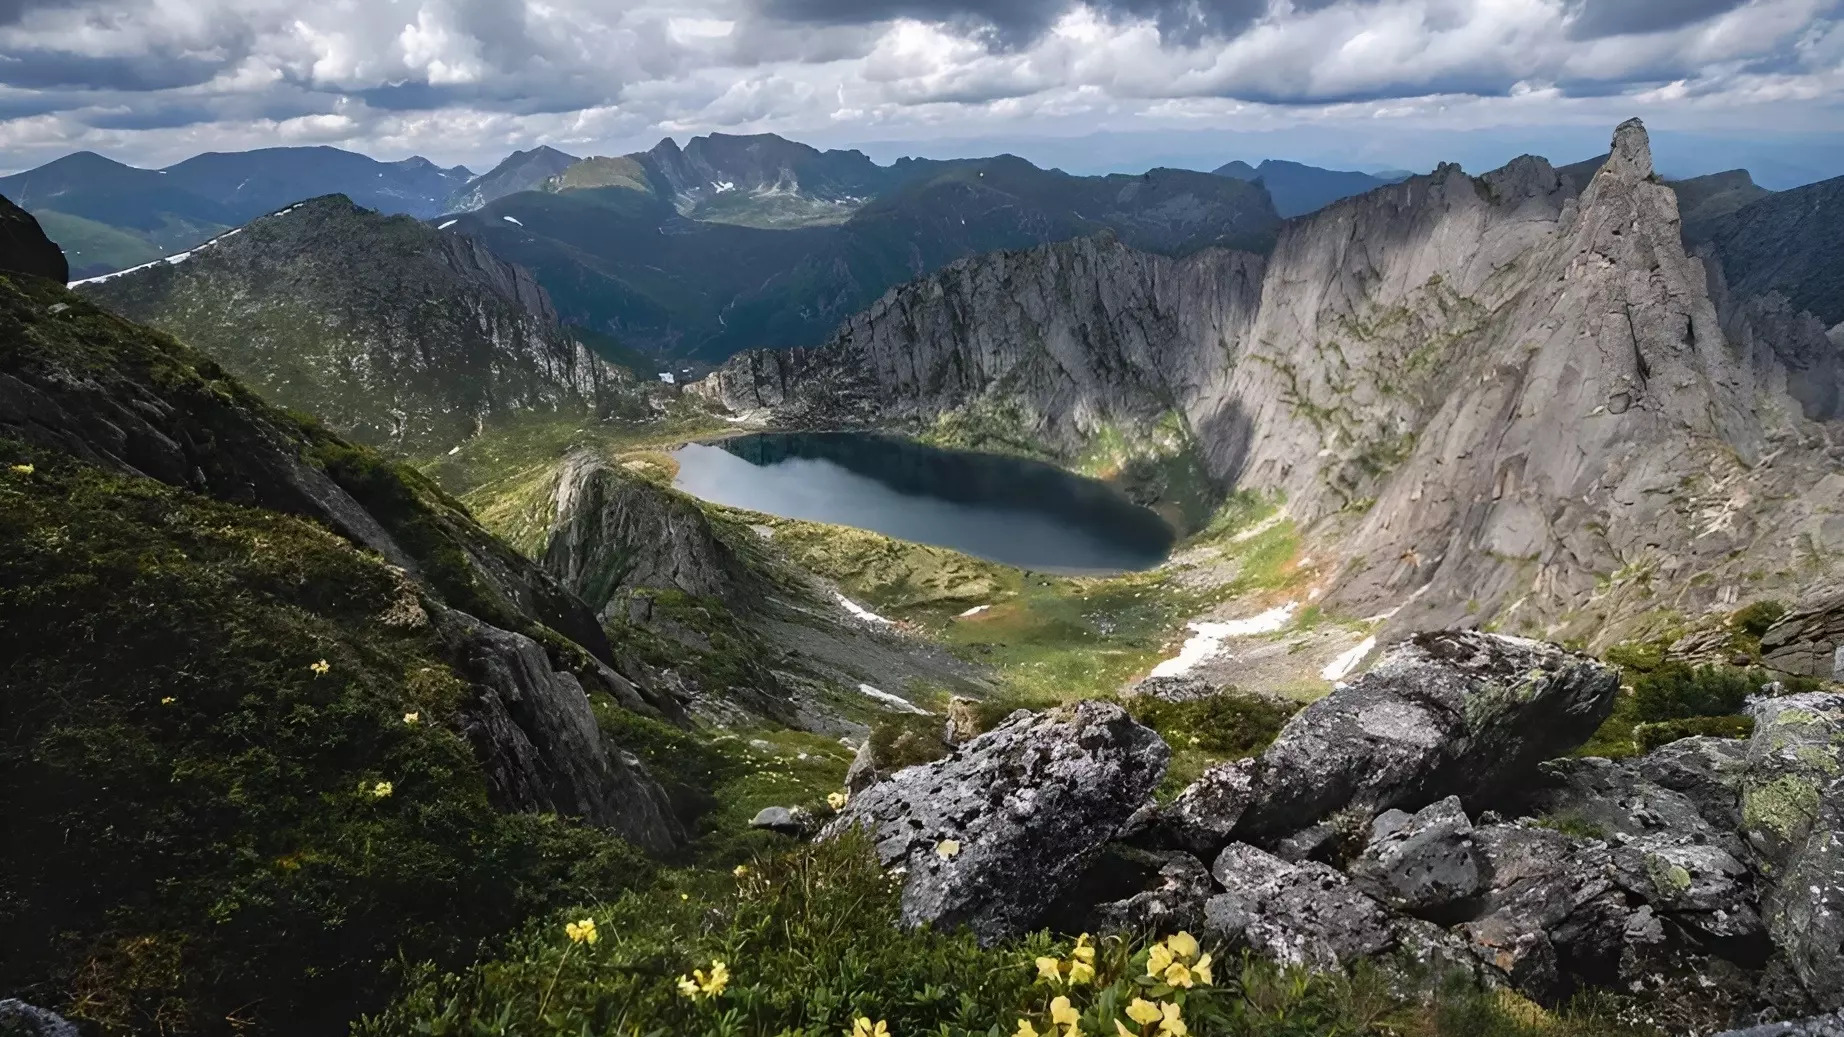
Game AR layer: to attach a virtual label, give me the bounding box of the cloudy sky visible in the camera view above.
[1,0,1840,182]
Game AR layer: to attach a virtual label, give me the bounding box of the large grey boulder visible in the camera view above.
[1348,796,1484,920]
[1636,734,1752,832]
[0,1001,77,1037]
[1525,756,1747,859]
[1164,632,1619,854]
[1204,842,1396,970]
[1718,1011,1844,1037]
[1760,590,1844,680]
[1742,694,1844,1013]
[820,701,1168,943]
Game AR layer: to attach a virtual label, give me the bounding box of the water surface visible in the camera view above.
[671,432,1174,574]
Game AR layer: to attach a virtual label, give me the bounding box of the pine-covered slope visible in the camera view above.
[77,195,628,455]
[698,120,1844,645]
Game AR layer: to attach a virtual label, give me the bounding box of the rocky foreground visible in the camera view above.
[818,631,1844,1035]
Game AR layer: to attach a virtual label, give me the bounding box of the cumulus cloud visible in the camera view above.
[0,0,1835,173]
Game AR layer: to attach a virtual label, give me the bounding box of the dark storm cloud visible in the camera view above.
[0,50,235,91]
[1564,0,1751,39]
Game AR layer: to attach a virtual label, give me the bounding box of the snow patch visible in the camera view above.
[837,592,894,626]
[1322,636,1378,683]
[1148,603,1297,679]
[502,216,523,225]
[712,180,735,193]
[958,605,991,618]
[657,372,676,385]
[858,683,930,715]
[437,219,458,230]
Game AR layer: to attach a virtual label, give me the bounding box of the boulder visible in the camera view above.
[1718,1011,1844,1037]
[1759,590,1844,679]
[1204,842,1396,970]
[1525,756,1746,859]
[1063,846,1215,939]
[0,1001,77,1037]
[1636,735,1752,832]
[1348,796,1484,920]
[749,806,817,837]
[1165,632,1619,854]
[820,701,1168,943]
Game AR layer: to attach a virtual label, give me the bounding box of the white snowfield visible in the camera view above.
[858,683,930,715]
[1322,636,1378,683]
[1147,603,1298,679]
[836,592,895,626]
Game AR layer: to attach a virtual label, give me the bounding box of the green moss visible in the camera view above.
[1123,690,1299,795]
[1633,715,1755,753]
[1535,814,1611,842]
[1743,774,1822,842]
[0,441,654,1037]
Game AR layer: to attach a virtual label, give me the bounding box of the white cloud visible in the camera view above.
[0,0,1834,176]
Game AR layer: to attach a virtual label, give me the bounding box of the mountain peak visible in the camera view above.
[1606,117,1654,181]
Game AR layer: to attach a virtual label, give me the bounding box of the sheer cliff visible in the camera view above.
[78,195,627,455]
[697,121,1844,644]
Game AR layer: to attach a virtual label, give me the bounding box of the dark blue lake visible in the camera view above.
[671,433,1175,574]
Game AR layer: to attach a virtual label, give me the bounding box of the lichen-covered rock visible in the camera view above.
[1166,632,1618,854]
[820,701,1167,943]
[1204,842,1396,970]
[1636,735,1752,832]
[1348,796,1484,919]
[1718,1010,1844,1036]
[1741,694,1844,871]
[1526,756,1746,859]
[1062,846,1215,939]
[0,1000,78,1037]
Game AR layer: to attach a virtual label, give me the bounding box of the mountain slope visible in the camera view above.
[1213,158,1395,217]
[79,196,627,455]
[1,191,68,283]
[1,147,474,278]
[1700,174,1844,330]
[0,271,690,1033]
[456,151,1280,362]
[447,145,579,212]
[634,132,913,228]
[699,120,1844,646]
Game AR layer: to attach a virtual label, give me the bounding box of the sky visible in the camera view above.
[0,0,1840,184]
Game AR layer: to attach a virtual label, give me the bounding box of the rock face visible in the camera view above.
[821,701,1168,943]
[435,608,682,855]
[543,450,756,619]
[80,194,626,454]
[1760,592,1844,680]
[0,192,67,284]
[1162,632,1618,854]
[697,120,1844,641]
[1205,842,1396,970]
[1348,796,1484,919]
[0,1000,78,1037]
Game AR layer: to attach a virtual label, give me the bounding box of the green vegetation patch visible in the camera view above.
[0,443,654,1037]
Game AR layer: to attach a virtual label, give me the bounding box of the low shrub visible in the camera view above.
[1633,715,1755,753]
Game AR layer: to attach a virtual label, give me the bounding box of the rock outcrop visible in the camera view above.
[80,195,627,454]
[0,192,67,284]
[0,1000,78,1037]
[1161,632,1619,854]
[1205,842,1396,970]
[696,120,1844,643]
[821,701,1168,943]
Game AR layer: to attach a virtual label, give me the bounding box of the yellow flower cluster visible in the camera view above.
[828,791,850,811]
[309,659,330,676]
[370,781,394,799]
[733,864,751,879]
[1144,932,1211,990]
[1034,933,1097,988]
[10,464,33,475]
[1013,992,1083,1037]
[564,918,598,945]
[849,1018,890,1037]
[403,712,420,725]
[676,959,729,999]
[1116,998,1186,1036]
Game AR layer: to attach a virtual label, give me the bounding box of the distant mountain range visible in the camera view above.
[445,136,1283,361]
[1211,159,1411,218]
[0,148,472,278]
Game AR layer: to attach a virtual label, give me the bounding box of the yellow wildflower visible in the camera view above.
[1072,934,1096,963]
[1016,1021,1042,1037]
[849,1019,890,1037]
[1164,961,1193,988]
[1050,996,1080,1032]
[10,464,32,475]
[1158,1001,1187,1037]
[160,696,176,705]
[1145,943,1173,979]
[1036,955,1064,983]
[1115,1023,1136,1037]
[1125,999,1163,1027]
[370,781,393,799]
[676,975,699,998]
[702,960,729,996]
[309,659,330,676]
[936,839,961,859]
[1192,953,1213,987]
[680,892,689,900]
[1067,959,1095,986]
[733,864,751,878]
[403,712,419,725]
[564,918,598,945]
[828,790,849,810]
[1166,932,1199,960]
